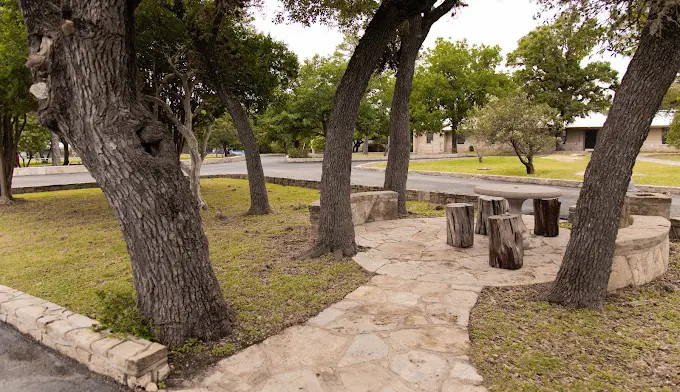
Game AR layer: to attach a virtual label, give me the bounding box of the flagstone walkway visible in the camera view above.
[175,216,570,392]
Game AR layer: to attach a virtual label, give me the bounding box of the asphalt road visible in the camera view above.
[0,322,126,392]
[12,155,680,217]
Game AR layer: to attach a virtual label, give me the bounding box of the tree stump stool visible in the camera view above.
[488,214,524,270]
[533,198,561,237]
[475,196,509,235]
[446,203,474,248]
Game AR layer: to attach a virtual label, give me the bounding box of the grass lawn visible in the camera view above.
[470,244,680,391]
[0,179,377,368]
[370,155,680,186]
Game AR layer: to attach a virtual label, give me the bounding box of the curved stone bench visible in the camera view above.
[309,191,398,237]
[609,215,671,291]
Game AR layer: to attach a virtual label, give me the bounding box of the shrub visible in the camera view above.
[94,289,156,341]
[468,145,475,152]
[311,136,326,153]
[287,147,309,158]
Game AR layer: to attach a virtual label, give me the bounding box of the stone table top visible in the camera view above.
[473,184,563,200]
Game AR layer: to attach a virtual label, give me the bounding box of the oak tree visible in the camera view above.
[18,0,231,345]
[545,0,680,308]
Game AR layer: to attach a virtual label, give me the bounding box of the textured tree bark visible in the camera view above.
[546,2,680,308]
[384,18,423,215]
[220,91,271,215]
[488,214,524,270]
[313,0,436,257]
[18,0,231,345]
[0,128,10,204]
[446,203,474,248]
[145,62,208,210]
[62,140,70,165]
[384,2,458,214]
[533,198,560,237]
[50,130,61,166]
[475,196,509,235]
[185,20,272,216]
[0,115,23,204]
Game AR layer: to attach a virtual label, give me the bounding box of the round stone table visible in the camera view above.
[473,184,563,213]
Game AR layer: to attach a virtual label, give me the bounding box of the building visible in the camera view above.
[412,112,677,154]
[563,112,675,152]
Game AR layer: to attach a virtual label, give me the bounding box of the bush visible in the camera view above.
[469,145,475,152]
[287,147,309,158]
[269,141,286,154]
[311,136,326,153]
[94,289,156,341]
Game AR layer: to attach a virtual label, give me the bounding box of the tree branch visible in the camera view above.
[424,0,461,28]
[143,95,185,134]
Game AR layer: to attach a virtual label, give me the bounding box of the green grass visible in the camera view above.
[470,245,680,391]
[370,155,680,186]
[0,179,370,356]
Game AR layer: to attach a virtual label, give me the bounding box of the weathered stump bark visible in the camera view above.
[475,196,509,235]
[533,198,561,237]
[488,214,524,270]
[446,203,474,248]
[671,217,680,241]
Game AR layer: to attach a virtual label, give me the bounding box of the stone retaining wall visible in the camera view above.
[627,192,672,219]
[0,285,168,389]
[609,216,671,291]
[13,174,481,208]
[309,191,399,236]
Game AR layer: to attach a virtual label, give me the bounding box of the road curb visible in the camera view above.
[355,163,680,195]
[0,285,169,390]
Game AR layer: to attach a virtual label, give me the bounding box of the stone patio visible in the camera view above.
[175,216,570,392]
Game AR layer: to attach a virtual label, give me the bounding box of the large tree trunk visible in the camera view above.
[220,91,271,215]
[0,115,22,204]
[184,17,272,216]
[313,0,436,257]
[62,140,70,165]
[525,155,535,175]
[18,0,231,345]
[384,17,424,215]
[545,2,680,308]
[383,1,457,214]
[50,130,62,166]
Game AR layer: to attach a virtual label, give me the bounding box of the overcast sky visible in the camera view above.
[252,0,631,78]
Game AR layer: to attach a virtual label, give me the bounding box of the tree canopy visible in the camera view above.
[411,38,509,152]
[255,48,394,152]
[463,92,559,174]
[507,13,619,125]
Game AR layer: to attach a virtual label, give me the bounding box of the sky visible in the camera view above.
[251,0,631,78]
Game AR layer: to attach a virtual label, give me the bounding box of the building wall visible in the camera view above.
[413,132,449,154]
[414,132,517,154]
[563,126,678,152]
[563,128,585,151]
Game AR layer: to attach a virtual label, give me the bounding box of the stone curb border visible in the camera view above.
[15,155,246,177]
[355,162,680,195]
[14,174,481,207]
[0,285,169,389]
[285,153,475,163]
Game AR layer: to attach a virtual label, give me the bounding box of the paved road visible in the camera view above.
[13,155,680,217]
[0,322,126,392]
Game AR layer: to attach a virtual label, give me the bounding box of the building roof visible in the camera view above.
[567,111,674,129]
